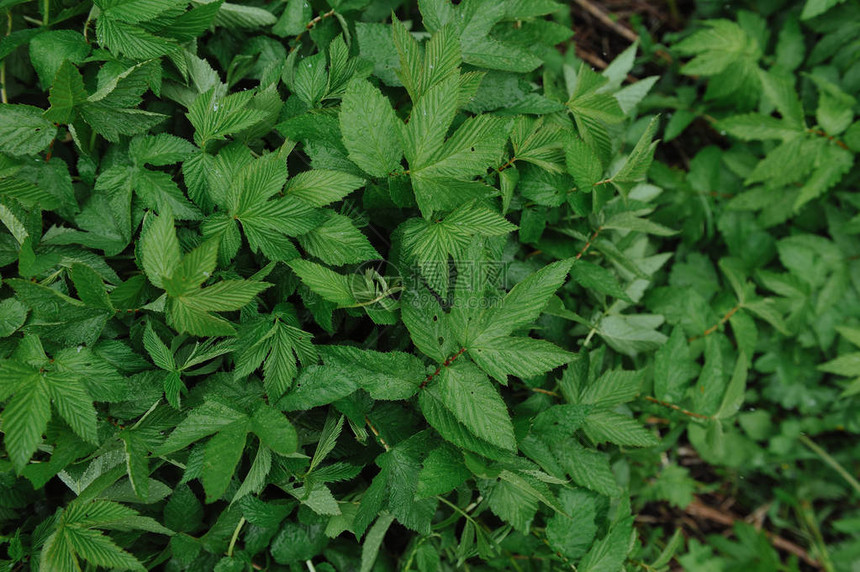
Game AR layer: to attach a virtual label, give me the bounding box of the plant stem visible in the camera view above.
[227,517,246,557]
[797,501,834,572]
[42,0,48,26]
[799,434,860,496]
[1,9,11,104]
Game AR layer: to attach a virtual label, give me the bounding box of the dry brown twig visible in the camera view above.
[685,498,820,568]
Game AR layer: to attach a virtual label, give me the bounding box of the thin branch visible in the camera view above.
[799,434,860,496]
[419,347,467,389]
[575,46,610,70]
[1,9,11,104]
[642,396,710,420]
[688,304,741,342]
[807,128,849,151]
[572,0,673,64]
[575,226,603,261]
[573,0,638,43]
[226,517,246,558]
[365,415,390,452]
[498,156,517,172]
[289,9,336,53]
[686,499,820,568]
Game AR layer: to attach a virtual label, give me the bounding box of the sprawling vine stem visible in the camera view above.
[420,347,467,389]
[688,303,741,342]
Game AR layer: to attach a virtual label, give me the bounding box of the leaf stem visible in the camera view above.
[1,9,11,104]
[799,434,860,496]
[642,395,711,420]
[688,303,741,342]
[227,517,246,557]
[290,9,336,53]
[364,415,390,451]
[419,347,467,389]
[130,399,161,430]
[42,0,48,26]
[497,156,517,172]
[435,495,484,530]
[575,226,603,261]
[797,500,834,572]
[807,128,849,151]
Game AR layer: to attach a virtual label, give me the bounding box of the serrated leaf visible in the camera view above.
[320,346,424,399]
[420,362,516,453]
[202,421,248,502]
[298,214,379,265]
[285,170,366,207]
[340,79,404,177]
[289,259,357,307]
[583,410,659,447]
[0,105,57,156]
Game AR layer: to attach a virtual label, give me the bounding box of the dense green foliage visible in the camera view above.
[0,0,858,570]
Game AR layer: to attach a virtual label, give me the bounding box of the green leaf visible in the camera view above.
[120,429,151,501]
[360,514,395,572]
[187,88,269,149]
[403,76,459,171]
[546,489,597,558]
[480,474,539,533]
[583,410,659,447]
[546,488,599,559]
[158,400,248,454]
[610,116,660,196]
[553,440,619,496]
[214,2,276,28]
[168,279,270,336]
[570,260,631,301]
[653,328,698,403]
[0,105,57,156]
[715,355,748,419]
[250,405,297,456]
[416,443,470,497]
[298,214,379,265]
[45,373,98,445]
[62,527,146,571]
[321,345,424,399]
[202,421,248,502]
[420,362,516,454]
[143,322,175,371]
[340,79,404,177]
[277,364,357,411]
[45,60,89,124]
[95,16,179,60]
[140,211,181,290]
[95,0,185,24]
[70,263,114,310]
[0,298,29,337]
[675,19,761,76]
[273,0,312,36]
[579,369,643,408]
[130,133,197,166]
[472,258,573,341]
[2,369,50,469]
[801,0,846,19]
[468,336,574,382]
[285,170,366,207]
[566,136,604,191]
[579,516,633,571]
[28,30,90,89]
[289,259,357,307]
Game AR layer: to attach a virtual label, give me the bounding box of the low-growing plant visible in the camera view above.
[0,0,858,570]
